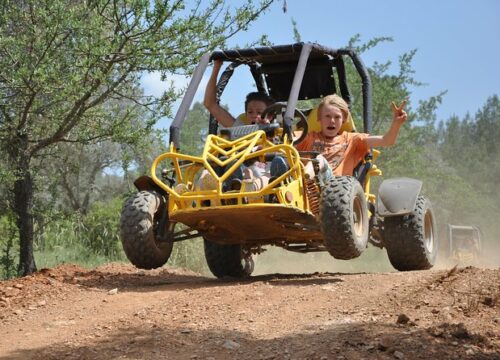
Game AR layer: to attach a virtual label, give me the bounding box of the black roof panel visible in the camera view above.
[212,43,341,101]
[210,42,340,65]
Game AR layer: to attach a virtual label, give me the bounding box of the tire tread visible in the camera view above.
[320,176,368,260]
[384,196,436,271]
[120,191,172,269]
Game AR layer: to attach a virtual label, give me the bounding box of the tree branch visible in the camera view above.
[30,36,132,155]
[18,91,37,132]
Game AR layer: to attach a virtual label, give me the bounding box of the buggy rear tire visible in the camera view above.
[120,191,173,269]
[384,196,437,271]
[320,176,369,259]
[204,239,253,278]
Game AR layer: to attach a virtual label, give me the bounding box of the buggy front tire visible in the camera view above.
[320,176,369,259]
[120,191,173,269]
[204,239,253,278]
[384,196,437,271]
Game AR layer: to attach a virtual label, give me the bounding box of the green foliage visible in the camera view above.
[291,18,301,43]
[180,102,210,156]
[28,197,127,272]
[0,0,276,275]
[36,245,115,271]
[7,193,211,274]
[81,198,124,259]
[168,237,210,275]
[0,0,275,157]
[432,96,500,247]
[32,138,165,216]
[345,35,412,132]
[0,213,18,279]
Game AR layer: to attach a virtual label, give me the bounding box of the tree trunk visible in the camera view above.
[13,147,37,276]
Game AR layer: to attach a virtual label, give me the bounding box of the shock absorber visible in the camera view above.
[305,178,320,216]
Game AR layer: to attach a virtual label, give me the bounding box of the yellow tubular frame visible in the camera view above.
[363,149,382,209]
[150,130,309,216]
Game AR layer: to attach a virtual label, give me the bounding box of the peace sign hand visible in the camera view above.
[391,99,408,125]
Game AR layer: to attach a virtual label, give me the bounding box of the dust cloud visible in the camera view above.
[253,238,499,276]
[253,246,395,276]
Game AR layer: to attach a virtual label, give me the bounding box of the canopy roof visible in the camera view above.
[211,43,348,102]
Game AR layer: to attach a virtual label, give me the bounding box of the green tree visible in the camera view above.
[435,96,500,243]
[180,102,210,156]
[0,0,275,276]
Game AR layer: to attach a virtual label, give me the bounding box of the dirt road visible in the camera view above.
[0,263,498,360]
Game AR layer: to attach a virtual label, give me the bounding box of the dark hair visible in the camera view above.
[244,92,274,111]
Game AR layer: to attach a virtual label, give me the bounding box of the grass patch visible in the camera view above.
[168,237,210,275]
[33,239,211,275]
[35,244,127,270]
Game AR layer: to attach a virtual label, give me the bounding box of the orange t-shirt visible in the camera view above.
[296,132,369,176]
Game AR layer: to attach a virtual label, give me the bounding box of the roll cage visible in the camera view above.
[169,42,373,150]
[447,224,482,257]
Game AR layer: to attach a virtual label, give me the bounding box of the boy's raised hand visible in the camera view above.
[212,59,223,70]
[391,99,408,125]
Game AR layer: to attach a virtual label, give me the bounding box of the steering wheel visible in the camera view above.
[260,102,309,145]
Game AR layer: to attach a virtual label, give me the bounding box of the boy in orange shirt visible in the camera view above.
[295,94,407,183]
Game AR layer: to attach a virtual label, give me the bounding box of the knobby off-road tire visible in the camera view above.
[384,196,437,271]
[120,191,173,269]
[320,176,369,259]
[204,239,253,278]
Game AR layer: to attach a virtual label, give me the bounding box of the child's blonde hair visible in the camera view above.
[318,94,350,123]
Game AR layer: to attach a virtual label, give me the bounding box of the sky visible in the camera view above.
[141,0,500,129]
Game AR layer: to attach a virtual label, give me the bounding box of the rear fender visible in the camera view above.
[134,176,168,197]
[377,177,422,217]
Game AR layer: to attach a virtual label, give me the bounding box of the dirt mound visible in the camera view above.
[0,263,204,317]
[0,264,498,360]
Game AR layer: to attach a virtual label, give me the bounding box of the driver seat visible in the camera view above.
[236,113,252,125]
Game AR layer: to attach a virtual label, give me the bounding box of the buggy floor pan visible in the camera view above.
[170,205,323,245]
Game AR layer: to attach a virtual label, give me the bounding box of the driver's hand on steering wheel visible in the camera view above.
[293,129,304,138]
[253,114,272,125]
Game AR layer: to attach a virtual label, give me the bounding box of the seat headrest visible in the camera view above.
[236,113,252,125]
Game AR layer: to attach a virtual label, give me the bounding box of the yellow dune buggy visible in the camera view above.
[447,224,481,264]
[120,43,438,277]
